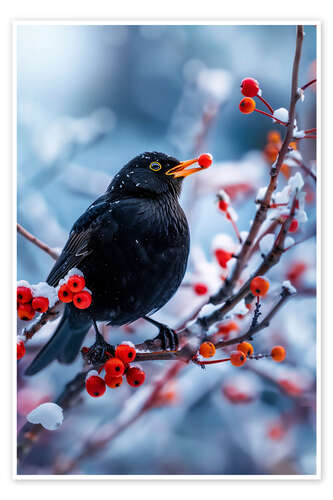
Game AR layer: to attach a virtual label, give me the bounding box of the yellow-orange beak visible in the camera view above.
[165,158,204,178]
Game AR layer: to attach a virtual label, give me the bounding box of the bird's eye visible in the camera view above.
[149,161,162,172]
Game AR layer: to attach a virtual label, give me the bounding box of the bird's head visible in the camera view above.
[108,151,212,198]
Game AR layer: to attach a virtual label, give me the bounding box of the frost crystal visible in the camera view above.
[27,402,64,431]
[273,108,289,123]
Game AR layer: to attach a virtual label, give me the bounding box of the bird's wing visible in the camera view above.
[46,197,112,287]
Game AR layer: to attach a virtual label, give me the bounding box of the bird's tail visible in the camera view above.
[25,308,92,376]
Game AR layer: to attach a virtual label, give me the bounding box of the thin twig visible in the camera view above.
[17,223,60,261]
[210,25,304,305]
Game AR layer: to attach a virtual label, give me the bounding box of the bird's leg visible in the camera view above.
[86,318,115,365]
[143,316,179,351]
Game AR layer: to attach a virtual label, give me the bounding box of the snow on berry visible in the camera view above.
[27,402,64,430]
[31,282,58,308]
[272,108,289,123]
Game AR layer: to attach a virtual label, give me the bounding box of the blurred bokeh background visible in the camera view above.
[17,24,317,475]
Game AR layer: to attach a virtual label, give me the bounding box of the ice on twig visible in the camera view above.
[282,280,297,294]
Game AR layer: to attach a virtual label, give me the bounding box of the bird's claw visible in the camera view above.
[153,324,179,351]
[85,338,115,366]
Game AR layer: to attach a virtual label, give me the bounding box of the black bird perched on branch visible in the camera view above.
[25,151,212,375]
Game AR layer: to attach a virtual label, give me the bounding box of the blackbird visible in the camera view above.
[25,151,210,375]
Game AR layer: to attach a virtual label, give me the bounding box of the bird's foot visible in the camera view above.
[153,324,179,351]
[85,333,115,366]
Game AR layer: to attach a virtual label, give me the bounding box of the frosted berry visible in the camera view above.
[198,153,213,168]
[31,296,49,313]
[199,341,216,358]
[230,350,247,367]
[237,342,254,357]
[104,357,125,377]
[17,303,35,321]
[215,249,233,269]
[58,284,73,303]
[250,276,270,297]
[240,77,260,97]
[288,219,299,233]
[193,283,208,296]
[126,366,146,387]
[73,290,92,309]
[67,275,86,293]
[17,286,32,304]
[271,345,286,363]
[105,374,123,388]
[115,344,137,364]
[17,339,26,360]
[85,375,106,397]
[239,97,256,114]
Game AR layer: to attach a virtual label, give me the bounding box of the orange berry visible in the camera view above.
[267,130,281,144]
[73,290,92,309]
[250,276,270,297]
[58,284,73,303]
[17,303,35,321]
[199,341,216,358]
[17,339,26,360]
[230,350,246,367]
[115,343,136,364]
[271,346,286,363]
[31,296,49,313]
[264,143,279,163]
[67,275,86,293]
[237,341,254,357]
[85,375,106,397]
[17,286,32,304]
[104,357,125,377]
[239,97,256,114]
[104,374,123,388]
[126,366,146,387]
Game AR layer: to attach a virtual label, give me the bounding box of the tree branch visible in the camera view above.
[17,223,60,261]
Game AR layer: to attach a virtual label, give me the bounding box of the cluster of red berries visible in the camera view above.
[17,285,49,321]
[57,273,92,309]
[85,343,146,398]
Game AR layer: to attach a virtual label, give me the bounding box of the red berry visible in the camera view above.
[58,284,73,303]
[240,77,260,97]
[17,339,26,360]
[67,275,86,293]
[104,374,123,388]
[85,375,106,397]
[271,345,286,363]
[230,350,246,367]
[17,303,35,321]
[218,199,229,212]
[193,283,208,296]
[31,296,49,313]
[73,290,92,309]
[289,219,299,233]
[17,286,32,304]
[104,357,125,377]
[250,276,270,297]
[115,344,137,364]
[126,366,146,387]
[239,97,256,114]
[286,261,307,284]
[198,153,213,168]
[215,249,233,269]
